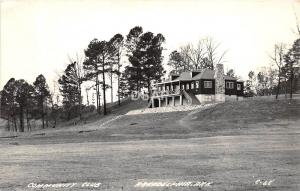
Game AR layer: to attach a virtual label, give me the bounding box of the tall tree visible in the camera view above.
[66,57,85,119]
[180,40,205,70]
[284,38,300,99]
[167,50,185,74]
[58,65,80,120]
[0,78,17,131]
[33,74,50,129]
[270,43,287,99]
[141,32,165,94]
[108,33,124,106]
[125,26,144,92]
[125,26,165,94]
[15,79,34,132]
[204,37,227,70]
[84,39,101,114]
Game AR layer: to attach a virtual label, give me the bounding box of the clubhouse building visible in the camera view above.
[149,64,244,108]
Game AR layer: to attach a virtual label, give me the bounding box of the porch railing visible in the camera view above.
[152,89,181,97]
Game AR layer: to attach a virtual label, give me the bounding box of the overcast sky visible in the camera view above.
[1,0,300,92]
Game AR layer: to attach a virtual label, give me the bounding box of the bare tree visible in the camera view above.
[66,54,86,119]
[175,37,226,72]
[204,37,227,70]
[269,43,287,99]
[179,40,206,70]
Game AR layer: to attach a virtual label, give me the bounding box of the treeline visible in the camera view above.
[245,38,300,98]
[0,75,52,132]
[0,26,166,131]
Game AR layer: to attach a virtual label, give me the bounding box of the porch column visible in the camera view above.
[165,97,168,106]
[151,98,154,108]
[158,98,161,107]
[180,95,183,105]
[172,96,175,106]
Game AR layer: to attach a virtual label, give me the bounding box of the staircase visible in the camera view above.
[182,90,200,105]
[187,91,201,105]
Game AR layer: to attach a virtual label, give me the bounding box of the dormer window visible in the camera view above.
[204,81,212,88]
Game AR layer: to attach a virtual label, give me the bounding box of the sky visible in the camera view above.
[1,0,300,102]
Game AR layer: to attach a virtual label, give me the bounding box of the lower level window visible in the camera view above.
[237,84,241,90]
[226,82,234,89]
[204,81,212,88]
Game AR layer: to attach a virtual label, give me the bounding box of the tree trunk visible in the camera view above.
[26,109,31,132]
[147,79,151,97]
[41,96,45,129]
[110,72,113,104]
[118,70,120,106]
[78,83,82,120]
[86,89,89,106]
[102,58,107,115]
[13,115,17,132]
[276,75,281,100]
[19,106,24,132]
[284,78,287,99]
[96,75,100,114]
[6,115,10,131]
[290,74,294,100]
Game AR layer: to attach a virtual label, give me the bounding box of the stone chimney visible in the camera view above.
[214,64,225,102]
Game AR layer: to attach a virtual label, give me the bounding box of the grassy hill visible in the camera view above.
[0,98,299,191]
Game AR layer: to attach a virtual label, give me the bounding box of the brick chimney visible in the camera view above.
[214,64,225,102]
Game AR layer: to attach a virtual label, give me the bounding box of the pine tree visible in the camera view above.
[0,78,17,131]
[33,75,50,128]
[58,64,80,120]
[108,33,124,106]
[125,26,165,94]
[15,79,34,132]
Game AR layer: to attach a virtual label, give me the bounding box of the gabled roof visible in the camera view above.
[159,69,237,84]
[192,68,215,80]
[224,75,237,80]
[172,71,192,81]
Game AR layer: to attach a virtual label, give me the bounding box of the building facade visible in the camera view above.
[149,64,244,108]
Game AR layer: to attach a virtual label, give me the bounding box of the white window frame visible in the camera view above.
[204,81,212,88]
[196,81,199,88]
[226,82,234,89]
[186,83,189,89]
[191,82,194,89]
[237,84,241,90]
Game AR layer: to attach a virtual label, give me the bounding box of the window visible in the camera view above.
[196,81,199,88]
[186,84,189,89]
[226,82,234,89]
[191,82,194,89]
[204,81,212,88]
[237,84,241,90]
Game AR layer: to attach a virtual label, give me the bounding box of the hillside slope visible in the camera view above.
[1,98,299,144]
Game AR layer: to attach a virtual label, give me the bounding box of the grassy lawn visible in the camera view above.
[0,98,299,191]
